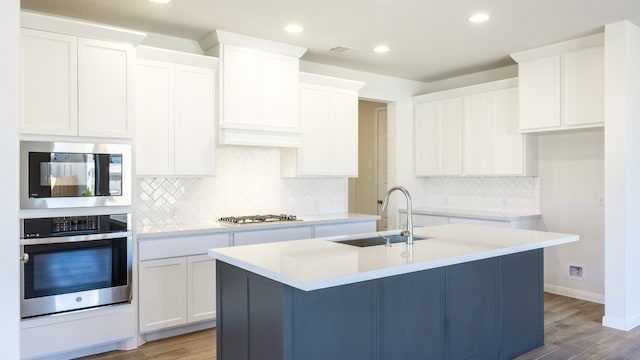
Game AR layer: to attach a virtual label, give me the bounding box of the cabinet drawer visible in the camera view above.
[233,226,313,246]
[447,217,509,227]
[314,222,376,238]
[139,233,230,260]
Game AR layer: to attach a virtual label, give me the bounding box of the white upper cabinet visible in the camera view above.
[136,46,217,177]
[78,38,134,138]
[204,30,307,147]
[511,34,604,133]
[20,29,78,136]
[414,97,463,176]
[414,78,536,177]
[281,73,365,177]
[463,87,536,176]
[20,12,144,138]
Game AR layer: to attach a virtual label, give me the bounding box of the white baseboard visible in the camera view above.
[544,283,604,304]
[141,320,216,343]
[602,313,640,331]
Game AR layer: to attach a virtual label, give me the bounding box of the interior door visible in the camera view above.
[376,107,388,231]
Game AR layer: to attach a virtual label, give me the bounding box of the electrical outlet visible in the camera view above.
[566,262,586,281]
[598,195,605,207]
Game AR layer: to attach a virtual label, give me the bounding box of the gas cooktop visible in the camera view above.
[218,214,300,225]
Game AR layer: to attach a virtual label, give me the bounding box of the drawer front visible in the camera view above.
[139,233,231,260]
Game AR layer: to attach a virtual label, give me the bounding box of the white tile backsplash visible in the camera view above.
[415,176,540,214]
[136,146,347,226]
[137,146,539,225]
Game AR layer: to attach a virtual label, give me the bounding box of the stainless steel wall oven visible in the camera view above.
[20,214,132,318]
[20,141,131,209]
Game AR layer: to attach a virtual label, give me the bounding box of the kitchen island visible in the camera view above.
[208,223,578,360]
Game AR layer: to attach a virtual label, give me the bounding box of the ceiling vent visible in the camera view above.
[327,46,358,55]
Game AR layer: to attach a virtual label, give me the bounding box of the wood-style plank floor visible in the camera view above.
[79,293,640,360]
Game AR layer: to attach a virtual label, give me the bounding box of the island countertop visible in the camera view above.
[208,223,578,291]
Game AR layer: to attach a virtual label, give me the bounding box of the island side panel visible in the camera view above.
[378,268,446,360]
[290,281,376,360]
[500,249,544,359]
[446,257,500,360]
[248,272,287,360]
[217,261,250,360]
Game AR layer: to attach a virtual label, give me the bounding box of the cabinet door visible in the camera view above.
[139,257,187,333]
[174,64,216,176]
[222,44,261,127]
[20,29,78,136]
[78,38,134,138]
[438,98,463,175]
[414,102,439,176]
[135,59,174,176]
[562,46,604,128]
[464,93,492,175]
[329,89,359,175]
[297,84,331,175]
[491,88,523,175]
[187,255,217,323]
[262,52,299,130]
[518,56,561,131]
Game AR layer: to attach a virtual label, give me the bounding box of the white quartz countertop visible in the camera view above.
[208,223,578,291]
[401,207,541,221]
[137,213,379,239]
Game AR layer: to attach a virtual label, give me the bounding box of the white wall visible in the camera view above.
[0,0,21,358]
[603,21,640,331]
[537,129,605,303]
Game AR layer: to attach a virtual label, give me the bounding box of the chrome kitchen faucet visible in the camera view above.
[380,186,414,245]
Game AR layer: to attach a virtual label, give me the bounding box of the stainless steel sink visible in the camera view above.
[336,234,428,247]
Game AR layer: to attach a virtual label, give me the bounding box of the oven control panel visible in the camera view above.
[22,214,129,238]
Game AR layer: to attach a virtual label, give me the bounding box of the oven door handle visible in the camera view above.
[20,231,132,245]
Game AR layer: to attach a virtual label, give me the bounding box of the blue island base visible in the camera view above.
[216,249,543,360]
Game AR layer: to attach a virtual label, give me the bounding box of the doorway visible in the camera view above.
[348,100,388,231]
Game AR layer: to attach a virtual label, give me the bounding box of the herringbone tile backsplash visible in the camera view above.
[136,146,347,226]
[136,146,539,226]
[416,176,540,213]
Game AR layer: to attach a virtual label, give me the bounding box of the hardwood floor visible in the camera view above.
[79,293,640,360]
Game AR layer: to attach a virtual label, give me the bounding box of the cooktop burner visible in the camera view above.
[218,214,300,225]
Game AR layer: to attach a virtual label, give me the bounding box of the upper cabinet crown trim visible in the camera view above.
[413,78,518,103]
[299,72,365,91]
[21,11,147,45]
[510,33,604,63]
[199,30,307,58]
[137,46,219,68]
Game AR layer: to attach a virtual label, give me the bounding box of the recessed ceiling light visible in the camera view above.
[468,13,490,23]
[374,45,390,53]
[149,0,171,3]
[285,24,304,33]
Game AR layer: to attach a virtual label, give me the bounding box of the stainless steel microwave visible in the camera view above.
[20,141,131,209]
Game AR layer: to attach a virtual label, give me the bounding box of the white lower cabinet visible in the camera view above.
[138,233,229,334]
[139,257,188,333]
[139,255,216,333]
[187,255,217,323]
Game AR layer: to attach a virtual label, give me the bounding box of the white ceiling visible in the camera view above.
[20,0,640,82]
